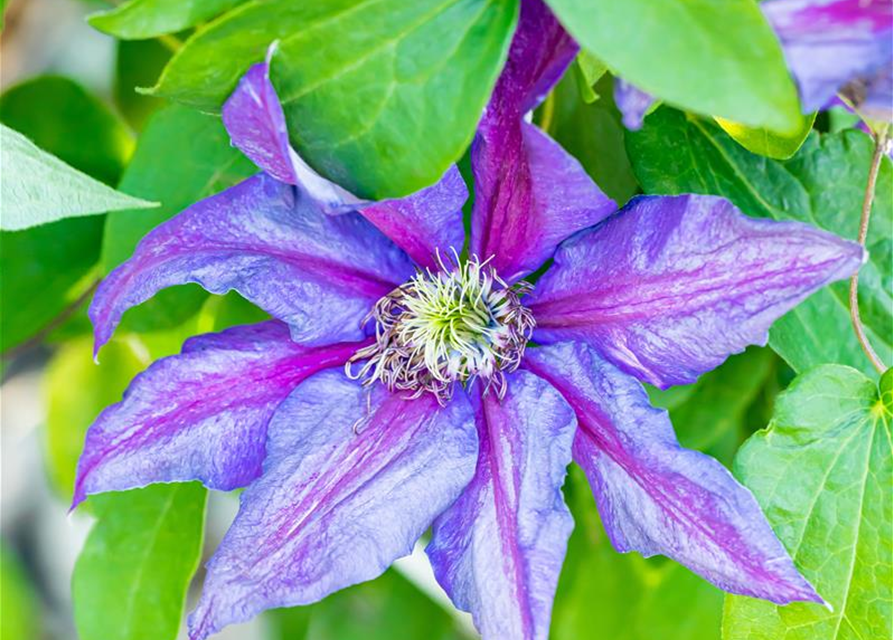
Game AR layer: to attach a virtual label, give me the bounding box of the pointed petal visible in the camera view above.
[762,0,893,116]
[73,322,363,508]
[528,194,864,388]
[614,79,656,131]
[357,166,467,270]
[427,373,576,640]
[90,174,414,353]
[222,57,363,212]
[469,0,615,282]
[524,342,822,606]
[188,373,478,640]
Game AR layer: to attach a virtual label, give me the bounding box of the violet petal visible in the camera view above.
[524,342,823,606]
[72,321,363,508]
[762,0,893,117]
[528,194,864,388]
[188,371,478,640]
[90,173,415,353]
[614,79,656,131]
[427,372,576,640]
[358,166,468,270]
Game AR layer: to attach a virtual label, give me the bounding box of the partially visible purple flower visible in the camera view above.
[73,2,864,639]
[613,79,656,130]
[763,0,893,119]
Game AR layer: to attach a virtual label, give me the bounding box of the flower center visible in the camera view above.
[347,253,535,404]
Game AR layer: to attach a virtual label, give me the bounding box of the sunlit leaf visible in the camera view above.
[716,112,817,160]
[73,483,207,640]
[0,544,41,640]
[723,365,892,640]
[544,0,802,132]
[0,125,156,231]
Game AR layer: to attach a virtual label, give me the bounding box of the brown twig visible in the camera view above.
[849,124,890,374]
[1,279,100,363]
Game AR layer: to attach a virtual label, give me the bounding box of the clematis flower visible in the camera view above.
[762,0,893,120]
[74,1,863,639]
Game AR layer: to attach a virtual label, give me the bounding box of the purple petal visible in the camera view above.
[528,194,864,388]
[357,166,468,270]
[222,55,363,212]
[188,372,478,640]
[523,342,822,605]
[614,79,656,131]
[72,321,364,508]
[762,0,893,115]
[90,173,415,353]
[470,0,615,282]
[426,373,575,640]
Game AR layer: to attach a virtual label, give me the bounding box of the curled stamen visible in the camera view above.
[345,253,535,405]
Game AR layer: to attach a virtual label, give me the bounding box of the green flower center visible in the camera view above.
[347,253,535,404]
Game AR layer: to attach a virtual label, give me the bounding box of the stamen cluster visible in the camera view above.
[347,253,535,404]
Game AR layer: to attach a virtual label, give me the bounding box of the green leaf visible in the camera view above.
[553,467,723,640]
[544,0,801,133]
[268,568,472,640]
[716,112,817,160]
[0,124,156,231]
[115,40,172,130]
[102,105,256,332]
[574,50,607,104]
[73,483,207,640]
[547,72,638,204]
[43,337,147,498]
[89,0,245,39]
[0,77,133,353]
[626,109,892,377]
[0,544,41,640]
[723,365,892,640]
[649,347,776,467]
[149,0,518,198]
[0,76,134,185]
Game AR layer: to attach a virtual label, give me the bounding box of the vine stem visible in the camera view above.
[1,279,101,363]
[849,124,890,374]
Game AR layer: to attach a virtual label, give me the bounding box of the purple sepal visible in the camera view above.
[90,173,415,354]
[469,0,615,282]
[528,194,864,388]
[524,342,823,606]
[358,166,468,270]
[762,0,893,117]
[427,373,575,640]
[614,79,656,130]
[222,50,363,213]
[188,371,478,640]
[72,322,364,508]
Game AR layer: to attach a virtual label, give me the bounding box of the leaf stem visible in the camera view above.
[1,278,101,363]
[538,92,556,134]
[849,124,889,375]
[156,34,183,53]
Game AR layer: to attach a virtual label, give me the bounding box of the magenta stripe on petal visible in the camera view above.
[524,342,823,606]
[188,371,478,640]
[469,0,615,282]
[90,173,415,353]
[529,194,864,388]
[72,321,365,508]
[427,373,575,640]
[358,166,468,270]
